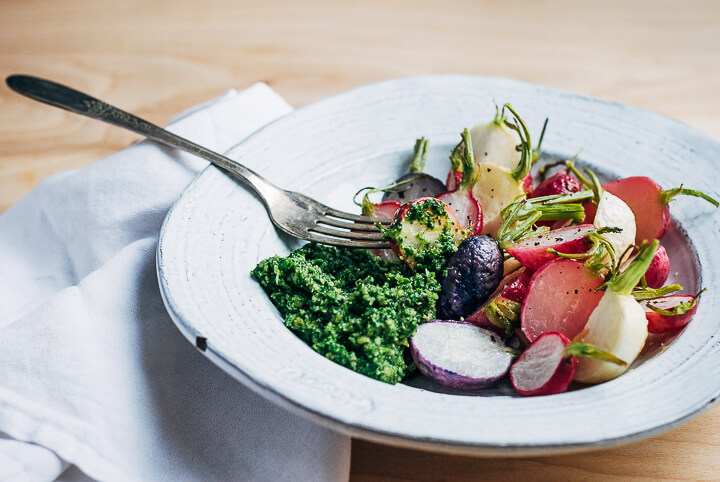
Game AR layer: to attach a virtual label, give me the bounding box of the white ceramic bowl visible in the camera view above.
[157,75,719,455]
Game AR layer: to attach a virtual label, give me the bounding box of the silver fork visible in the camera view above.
[6,75,391,249]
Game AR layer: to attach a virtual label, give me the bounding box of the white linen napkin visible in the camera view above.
[0,84,351,481]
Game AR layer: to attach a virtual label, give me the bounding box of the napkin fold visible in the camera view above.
[0,85,351,481]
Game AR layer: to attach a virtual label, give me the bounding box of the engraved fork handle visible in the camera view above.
[5,75,280,200]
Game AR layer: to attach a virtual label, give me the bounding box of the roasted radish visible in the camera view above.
[592,191,636,265]
[465,268,531,335]
[643,243,670,289]
[642,291,703,334]
[573,241,658,384]
[380,197,466,270]
[505,224,595,272]
[468,105,522,171]
[521,258,605,342]
[510,332,626,396]
[437,129,483,233]
[382,138,446,203]
[409,321,514,389]
[603,176,718,243]
[529,170,583,199]
[437,235,503,320]
[357,195,402,261]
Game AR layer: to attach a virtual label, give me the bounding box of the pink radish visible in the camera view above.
[437,129,483,234]
[510,332,627,396]
[641,292,703,334]
[643,244,670,289]
[409,320,514,389]
[602,176,718,243]
[522,258,605,342]
[380,197,466,269]
[529,170,583,199]
[506,224,595,272]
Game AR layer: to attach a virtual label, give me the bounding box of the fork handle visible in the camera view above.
[6,74,278,199]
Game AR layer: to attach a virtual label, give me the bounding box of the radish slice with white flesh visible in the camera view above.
[506,224,595,272]
[360,200,401,261]
[410,321,514,389]
[593,191,636,264]
[437,129,483,234]
[471,104,534,237]
[603,176,718,243]
[642,292,703,334]
[510,332,627,396]
[574,240,658,384]
[522,258,605,342]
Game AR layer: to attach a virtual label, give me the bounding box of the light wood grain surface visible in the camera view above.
[2,0,720,479]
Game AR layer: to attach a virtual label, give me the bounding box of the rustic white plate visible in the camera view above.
[157,75,720,455]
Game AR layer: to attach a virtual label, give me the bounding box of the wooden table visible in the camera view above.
[2,1,720,479]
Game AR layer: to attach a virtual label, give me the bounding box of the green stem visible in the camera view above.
[564,342,627,366]
[565,160,593,189]
[459,128,479,189]
[503,104,533,181]
[409,137,429,174]
[660,185,719,207]
[632,284,684,300]
[607,240,659,296]
[532,118,549,164]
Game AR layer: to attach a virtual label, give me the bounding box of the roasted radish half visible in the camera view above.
[410,321,514,389]
[593,191,636,265]
[510,332,626,396]
[359,197,402,262]
[380,197,466,270]
[382,138,446,203]
[642,291,703,334]
[574,240,658,384]
[505,224,595,272]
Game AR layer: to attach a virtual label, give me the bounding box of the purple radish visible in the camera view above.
[510,332,627,396]
[522,258,605,342]
[410,321,514,389]
[382,137,446,203]
[437,129,483,234]
[505,224,595,272]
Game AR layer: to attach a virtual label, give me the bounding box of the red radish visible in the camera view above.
[409,321,514,389]
[574,241,658,384]
[510,332,627,396]
[360,199,401,261]
[529,170,583,199]
[641,292,702,334]
[437,129,483,234]
[381,197,466,269]
[465,268,531,334]
[602,176,718,243]
[506,224,595,272]
[522,258,605,342]
[643,244,670,289]
[445,169,462,192]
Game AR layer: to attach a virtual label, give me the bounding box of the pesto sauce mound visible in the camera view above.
[251,243,441,384]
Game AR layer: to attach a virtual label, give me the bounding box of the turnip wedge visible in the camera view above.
[510,332,626,396]
[471,104,534,237]
[505,224,595,272]
[437,129,483,234]
[521,258,605,342]
[641,290,704,334]
[602,176,718,243]
[410,321,514,389]
[380,197,466,270]
[574,240,659,384]
[381,137,446,203]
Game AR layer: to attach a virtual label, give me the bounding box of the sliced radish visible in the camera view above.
[603,176,718,243]
[642,293,701,334]
[410,321,514,389]
[361,200,401,262]
[510,332,627,396]
[506,224,595,272]
[381,197,466,269]
[574,241,658,384]
[593,191,636,264]
[522,258,605,342]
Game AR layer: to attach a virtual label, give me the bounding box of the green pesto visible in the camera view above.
[402,198,448,229]
[251,243,441,384]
